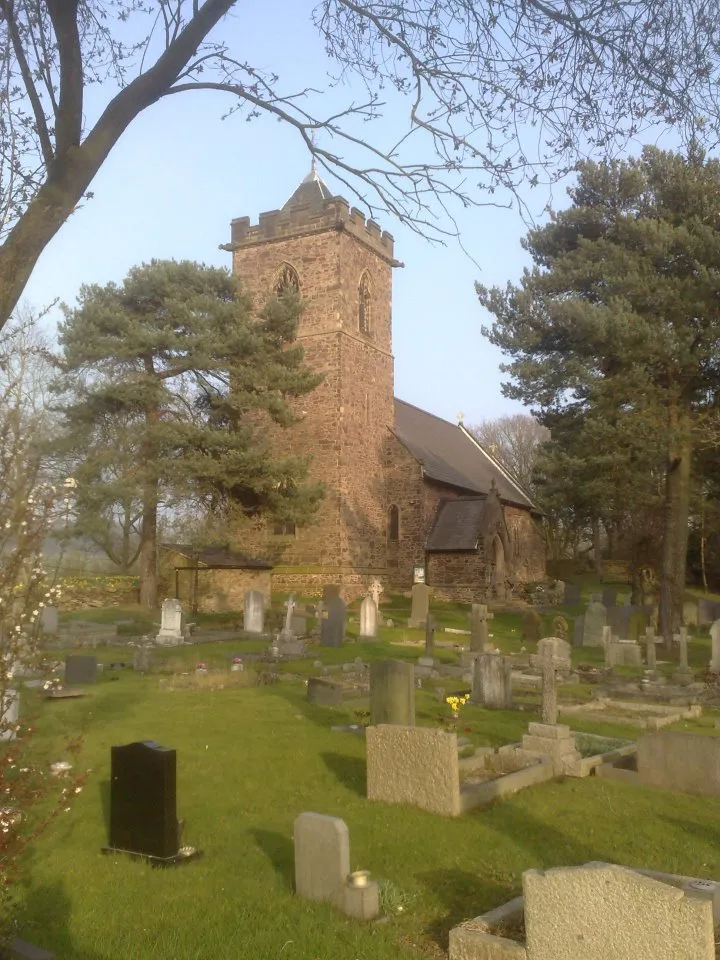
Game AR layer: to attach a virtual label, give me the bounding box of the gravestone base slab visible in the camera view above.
[673,667,694,686]
[101,844,203,867]
[522,724,581,775]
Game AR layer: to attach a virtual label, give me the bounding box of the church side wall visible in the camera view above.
[385,436,426,590]
[427,552,489,603]
[505,505,546,582]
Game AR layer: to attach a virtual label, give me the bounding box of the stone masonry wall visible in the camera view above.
[505,505,546,582]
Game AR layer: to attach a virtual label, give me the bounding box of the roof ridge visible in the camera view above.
[394,396,458,429]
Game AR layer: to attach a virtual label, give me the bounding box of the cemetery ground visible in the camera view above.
[14,581,720,958]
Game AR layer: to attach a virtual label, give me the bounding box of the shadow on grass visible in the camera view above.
[250,829,294,891]
[13,879,107,960]
[417,868,509,949]
[320,752,366,796]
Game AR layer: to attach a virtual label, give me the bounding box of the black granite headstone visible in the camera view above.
[64,655,97,685]
[563,584,581,606]
[320,595,345,647]
[108,741,179,861]
[601,587,618,608]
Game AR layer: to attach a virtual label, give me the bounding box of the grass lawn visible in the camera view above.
[14,661,720,960]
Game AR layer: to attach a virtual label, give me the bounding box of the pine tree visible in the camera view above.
[479,147,720,640]
[54,259,324,608]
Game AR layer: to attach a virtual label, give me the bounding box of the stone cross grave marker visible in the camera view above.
[540,644,558,725]
[243,590,264,634]
[370,659,415,726]
[64,655,97,686]
[645,626,657,672]
[424,615,435,659]
[368,579,383,607]
[359,596,378,640]
[320,594,345,648]
[673,628,693,684]
[280,595,296,640]
[710,619,720,673]
[470,654,512,709]
[408,583,429,628]
[470,604,493,652]
[105,740,198,864]
[156,599,184,645]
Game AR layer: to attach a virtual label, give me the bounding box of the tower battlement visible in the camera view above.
[227,194,395,262]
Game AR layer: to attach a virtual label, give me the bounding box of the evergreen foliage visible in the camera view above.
[54,259,324,608]
[479,146,720,637]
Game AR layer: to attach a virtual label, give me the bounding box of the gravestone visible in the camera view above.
[673,628,693,685]
[637,731,720,799]
[683,599,699,627]
[540,646,558,725]
[523,862,715,960]
[551,615,569,641]
[563,583,581,606]
[294,811,349,904]
[609,603,636,640]
[307,678,343,707]
[572,615,584,647]
[320,595,346,648]
[408,583,429,628]
[582,598,607,647]
[470,654,512,709]
[243,590,264,634]
[536,636,571,673]
[132,647,151,672]
[290,614,307,637]
[155,599,185,645]
[64,655,97,685]
[359,596,378,640]
[469,604,493,652]
[368,579,383,607]
[0,689,19,741]
[601,587,618,608]
[370,660,415,726]
[105,740,197,863]
[279,595,297,641]
[40,606,59,636]
[698,597,720,625]
[322,584,341,603]
[645,626,657,672]
[522,610,542,645]
[710,619,720,673]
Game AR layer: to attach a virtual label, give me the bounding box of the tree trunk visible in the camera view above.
[700,500,709,593]
[659,400,692,648]
[592,517,603,576]
[139,479,158,610]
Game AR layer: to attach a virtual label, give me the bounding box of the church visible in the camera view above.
[222,169,546,601]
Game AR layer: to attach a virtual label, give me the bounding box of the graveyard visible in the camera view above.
[7,580,720,959]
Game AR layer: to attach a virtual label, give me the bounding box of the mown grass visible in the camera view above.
[14,654,720,960]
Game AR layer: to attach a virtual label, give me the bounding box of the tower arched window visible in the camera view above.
[388,505,400,542]
[358,271,372,336]
[275,262,300,296]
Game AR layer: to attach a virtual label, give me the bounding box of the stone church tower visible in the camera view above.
[224,170,400,594]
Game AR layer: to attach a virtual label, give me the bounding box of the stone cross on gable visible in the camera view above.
[368,579,383,607]
[540,643,559,725]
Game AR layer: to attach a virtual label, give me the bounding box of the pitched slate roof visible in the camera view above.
[282,169,334,213]
[426,498,486,551]
[161,544,273,569]
[393,398,536,510]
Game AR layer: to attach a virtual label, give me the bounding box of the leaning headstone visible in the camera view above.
[104,740,199,863]
[469,604,493,652]
[370,660,415,726]
[155,599,185,645]
[40,606,59,636]
[320,595,346,648]
[294,812,380,921]
[710,619,720,673]
[64,655,97,685]
[522,610,542,645]
[523,862,715,960]
[307,678,343,707]
[0,689,19,741]
[470,654,512,708]
[408,583,429,628]
[582,599,607,647]
[243,590,264,634]
[359,596,378,640]
[563,583,581,606]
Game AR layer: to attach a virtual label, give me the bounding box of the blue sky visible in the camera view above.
[20,1,671,426]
